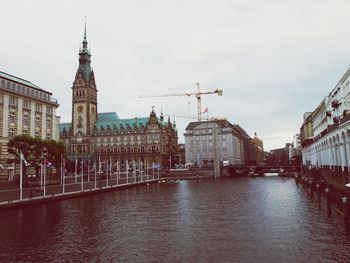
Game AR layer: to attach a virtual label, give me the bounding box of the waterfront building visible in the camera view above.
[232,124,256,165]
[184,119,244,166]
[252,133,264,164]
[60,26,178,170]
[300,66,350,174]
[0,71,60,180]
[268,144,291,165]
[289,133,302,166]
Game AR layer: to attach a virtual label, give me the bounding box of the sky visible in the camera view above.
[1,0,350,151]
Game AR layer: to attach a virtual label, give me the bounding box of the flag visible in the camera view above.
[20,152,29,166]
[45,160,55,168]
[203,107,208,114]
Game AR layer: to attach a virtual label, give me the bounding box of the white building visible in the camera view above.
[0,71,60,180]
[184,119,244,166]
[301,66,350,171]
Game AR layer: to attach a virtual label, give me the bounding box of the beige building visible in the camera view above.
[184,119,244,166]
[0,71,60,180]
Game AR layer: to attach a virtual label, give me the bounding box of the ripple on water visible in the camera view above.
[0,178,350,262]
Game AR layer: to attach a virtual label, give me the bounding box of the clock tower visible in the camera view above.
[72,22,98,137]
[71,22,98,154]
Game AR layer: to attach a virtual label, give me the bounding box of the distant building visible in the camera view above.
[184,119,244,166]
[60,25,178,170]
[232,125,255,165]
[289,134,301,166]
[0,71,60,180]
[268,144,290,165]
[252,133,264,164]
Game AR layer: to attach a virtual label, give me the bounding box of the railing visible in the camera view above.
[0,168,161,205]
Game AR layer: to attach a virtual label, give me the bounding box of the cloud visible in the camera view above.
[1,0,350,151]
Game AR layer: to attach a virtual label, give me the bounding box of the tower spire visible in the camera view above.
[82,17,88,51]
[84,16,87,41]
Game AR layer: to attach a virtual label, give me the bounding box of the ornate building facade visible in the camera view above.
[0,71,60,180]
[60,26,178,171]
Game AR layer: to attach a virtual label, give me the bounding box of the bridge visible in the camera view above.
[225,165,301,177]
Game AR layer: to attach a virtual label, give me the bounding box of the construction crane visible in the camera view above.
[137,82,223,122]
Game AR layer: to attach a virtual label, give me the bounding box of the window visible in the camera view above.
[23,114,29,125]
[23,100,31,110]
[0,93,3,104]
[34,130,40,138]
[9,96,17,106]
[46,118,51,126]
[8,128,15,138]
[35,103,42,112]
[46,106,53,115]
[9,112,15,122]
[35,116,41,126]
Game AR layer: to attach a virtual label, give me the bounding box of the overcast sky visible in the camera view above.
[1,0,350,150]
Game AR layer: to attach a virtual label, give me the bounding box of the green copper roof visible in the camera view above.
[59,123,71,133]
[0,71,50,94]
[96,117,149,130]
[59,112,172,134]
[97,112,119,122]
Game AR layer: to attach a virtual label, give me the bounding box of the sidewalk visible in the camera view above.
[0,181,17,190]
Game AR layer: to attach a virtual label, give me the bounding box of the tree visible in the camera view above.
[8,135,66,176]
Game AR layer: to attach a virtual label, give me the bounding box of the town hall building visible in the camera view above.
[59,25,178,171]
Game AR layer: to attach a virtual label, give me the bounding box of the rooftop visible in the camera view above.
[0,71,51,94]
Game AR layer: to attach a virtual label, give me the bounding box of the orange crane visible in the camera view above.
[137,82,223,121]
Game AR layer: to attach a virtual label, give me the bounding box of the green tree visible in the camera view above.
[8,135,66,176]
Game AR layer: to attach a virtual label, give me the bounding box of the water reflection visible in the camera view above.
[1,177,350,262]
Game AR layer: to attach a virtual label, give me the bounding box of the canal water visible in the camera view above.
[1,177,350,262]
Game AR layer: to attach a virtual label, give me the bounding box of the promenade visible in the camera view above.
[0,171,161,211]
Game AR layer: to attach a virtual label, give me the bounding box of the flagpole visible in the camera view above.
[40,160,43,187]
[139,158,141,182]
[75,158,77,183]
[94,160,97,189]
[99,156,101,188]
[109,156,112,187]
[63,158,65,194]
[60,154,63,185]
[81,160,83,192]
[126,160,129,184]
[133,160,136,183]
[106,158,109,187]
[19,151,23,201]
[88,158,90,182]
[43,157,46,197]
[117,161,119,186]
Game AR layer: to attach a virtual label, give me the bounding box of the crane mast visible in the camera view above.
[137,83,223,122]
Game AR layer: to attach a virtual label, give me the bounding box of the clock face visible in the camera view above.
[77,105,83,113]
